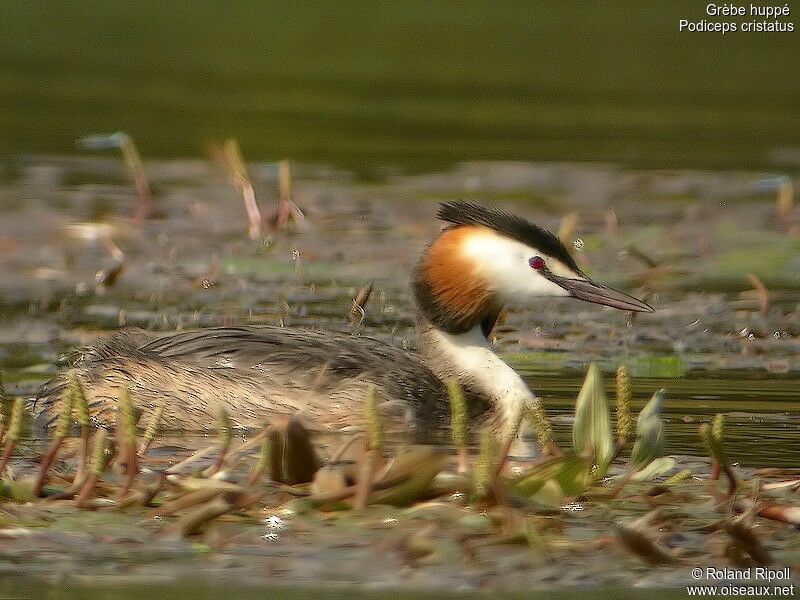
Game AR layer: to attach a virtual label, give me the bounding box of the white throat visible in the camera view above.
[419,323,535,431]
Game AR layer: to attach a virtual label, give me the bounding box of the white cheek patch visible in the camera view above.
[460,230,574,301]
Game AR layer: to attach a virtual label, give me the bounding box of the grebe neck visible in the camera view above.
[417,318,534,430]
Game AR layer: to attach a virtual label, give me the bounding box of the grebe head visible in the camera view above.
[414,202,653,335]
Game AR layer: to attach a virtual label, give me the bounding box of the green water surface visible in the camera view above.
[2,2,799,173]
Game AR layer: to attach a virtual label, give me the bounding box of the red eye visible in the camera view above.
[529,256,546,271]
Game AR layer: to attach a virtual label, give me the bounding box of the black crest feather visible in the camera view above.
[437,202,580,273]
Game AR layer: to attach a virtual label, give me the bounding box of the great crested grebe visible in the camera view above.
[36,202,652,440]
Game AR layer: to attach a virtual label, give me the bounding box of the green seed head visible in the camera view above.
[446,378,468,448]
[118,387,137,445]
[364,385,383,452]
[0,371,9,426]
[526,398,553,450]
[8,397,25,442]
[69,372,90,427]
[701,414,728,466]
[142,404,164,446]
[665,469,692,485]
[473,428,497,499]
[711,413,725,444]
[91,428,109,476]
[55,385,75,440]
[218,406,232,446]
[615,365,632,442]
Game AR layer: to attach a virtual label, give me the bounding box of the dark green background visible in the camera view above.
[2,1,798,173]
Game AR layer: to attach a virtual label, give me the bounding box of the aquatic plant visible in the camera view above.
[75,427,108,508]
[572,363,613,471]
[221,138,262,240]
[70,373,91,481]
[4,359,800,581]
[525,398,559,456]
[364,385,383,453]
[249,435,273,485]
[472,428,497,500]
[350,283,374,325]
[615,364,632,449]
[0,371,8,444]
[210,406,233,474]
[446,377,469,473]
[630,388,666,469]
[33,384,74,495]
[664,469,692,485]
[700,413,736,497]
[0,397,25,474]
[139,403,164,456]
[114,387,140,498]
[272,159,307,230]
[77,132,152,223]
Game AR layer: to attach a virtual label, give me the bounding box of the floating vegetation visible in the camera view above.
[1,155,799,590]
[0,363,796,590]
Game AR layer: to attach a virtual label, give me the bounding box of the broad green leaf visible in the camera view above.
[630,388,666,468]
[572,363,614,469]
